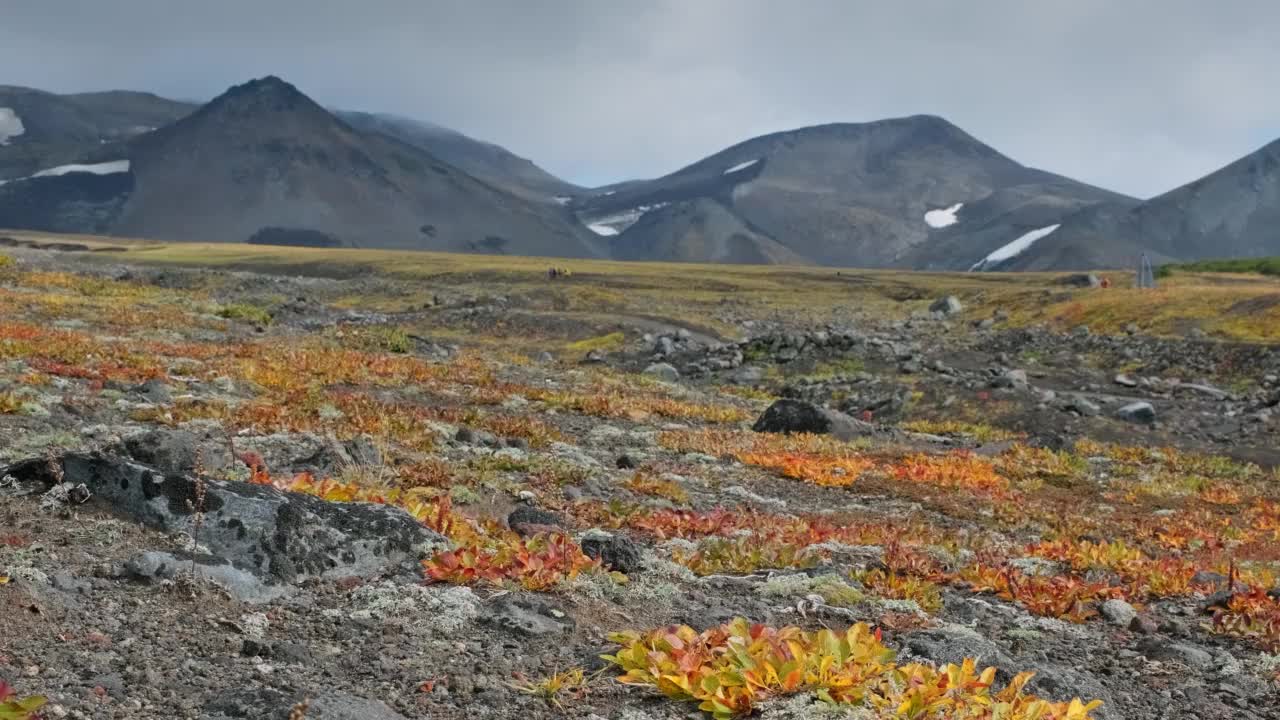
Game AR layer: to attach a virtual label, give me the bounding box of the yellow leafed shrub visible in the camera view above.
[604,618,1102,719]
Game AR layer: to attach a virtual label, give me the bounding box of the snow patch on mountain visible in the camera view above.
[587,223,619,236]
[971,224,1061,271]
[33,160,132,178]
[553,195,572,206]
[924,203,963,229]
[0,108,24,145]
[582,203,669,236]
[0,159,132,187]
[723,159,760,175]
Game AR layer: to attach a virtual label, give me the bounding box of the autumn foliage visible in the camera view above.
[605,618,1102,719]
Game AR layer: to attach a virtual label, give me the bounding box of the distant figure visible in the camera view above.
[1100,277,1111,289]
[1137,254,1156,289]
[548,267,558,280]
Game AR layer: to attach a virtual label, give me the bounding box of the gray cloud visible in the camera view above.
[2,0,1276,197]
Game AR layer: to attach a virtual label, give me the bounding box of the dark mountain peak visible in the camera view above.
[229,75,298,95]
[203,76,326,120]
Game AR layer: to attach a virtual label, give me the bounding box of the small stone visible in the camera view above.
[1114,374,1138,388]
[1100,599,1138,627]
[642,363,680,383]
[1129,616,1159,635]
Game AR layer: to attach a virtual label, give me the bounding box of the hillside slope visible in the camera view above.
[0,86,194,180]
[339,112,580,202]
[993,138,1280,270]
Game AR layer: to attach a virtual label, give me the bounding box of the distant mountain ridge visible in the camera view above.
[580,115,1134,267]
[1,75,1278,270]
[0,77,601,256]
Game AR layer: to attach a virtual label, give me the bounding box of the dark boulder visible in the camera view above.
[2,452,446,597]
[579,530,642,575]
[752,399,875,441]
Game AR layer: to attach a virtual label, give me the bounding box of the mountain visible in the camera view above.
[575,116,1134,267]
[0,86,194,180]
[985,138,1280,271]
[1,77,602,257]
[338,112,580,202]
[7,77,1275,271]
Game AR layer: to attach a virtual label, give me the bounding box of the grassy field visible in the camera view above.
[7,229,1280,342]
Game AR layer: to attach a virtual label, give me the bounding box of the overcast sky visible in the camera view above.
[2,0,1276,198]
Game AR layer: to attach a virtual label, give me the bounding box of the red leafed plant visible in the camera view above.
[424,533,604,591]
[1210,588,1280,652]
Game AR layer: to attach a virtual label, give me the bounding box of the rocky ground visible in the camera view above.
[1,247,1279,720]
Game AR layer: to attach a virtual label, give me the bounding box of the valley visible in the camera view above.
[2,239,1279,719]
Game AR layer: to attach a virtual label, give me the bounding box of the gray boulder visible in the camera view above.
[3,452,445,592]
[929,296,963,316]
[642,362,680,383]
[1115,401,1156,424]
[126,550,287,604]
[119,426,236,476]
[992,369,1029,390]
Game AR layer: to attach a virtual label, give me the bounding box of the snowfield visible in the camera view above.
[586,223,620,236]
[970,224,1061,271]
[0,108,24,145]
[924,203,963,229]
[723,159,760,175]
[33,160,132,178]
[582,203,668,236]
[553,195,572,206]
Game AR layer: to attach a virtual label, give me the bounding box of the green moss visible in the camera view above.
[343,325,413,353]
[795,357,866,381]
[759,573,866,608]
[218,302,273,326]
[565,331,625,354]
